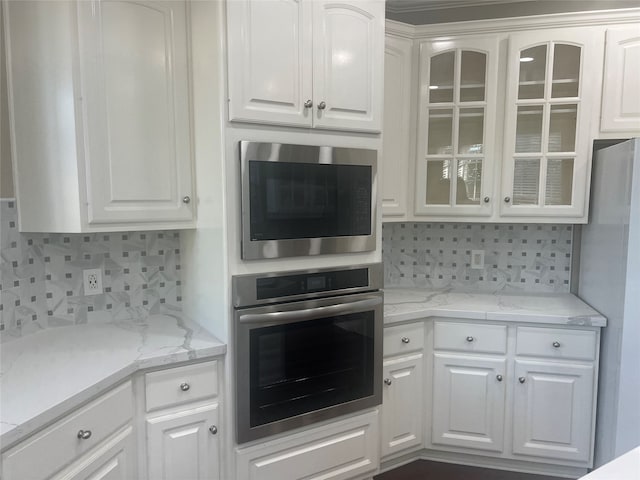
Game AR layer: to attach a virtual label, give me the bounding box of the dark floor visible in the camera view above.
[374,460,566,480]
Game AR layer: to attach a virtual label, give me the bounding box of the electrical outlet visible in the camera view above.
[471,250,485,269]
[83,268,103,295]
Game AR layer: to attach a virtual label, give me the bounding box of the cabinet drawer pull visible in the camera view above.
[519,376,526,384]
[384,378,392,386]
[466,336,474,342]
[504,196,511,203]
[182,196,191,204]
[552,341,561,348]
[496,374,503,382]
[401,337,410,344]
[209,425,218,435]
[483,196,490,203]
[317,101,327,110]
[180,382,190,392]
[304,99,313,108]
[77,430,92,440]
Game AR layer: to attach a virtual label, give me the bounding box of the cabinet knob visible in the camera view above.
[496,374,503,382]
[304,99,313,108]
[401,337,410,344]
[209,425,218,435]
[466,336,474,342]
[317,101,326,110]
[504,196,511,203]
[552,341,561,348]
[384,378,392,386]
[483,196,490,203]
[519,376,526,384]
[77,430,92,440]
[182,196,191,204]
[180,382,190,391]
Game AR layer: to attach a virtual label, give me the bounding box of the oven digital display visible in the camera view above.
[306,276,326,291]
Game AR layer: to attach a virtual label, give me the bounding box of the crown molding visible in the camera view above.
[386,0,529,14]
[385,19,417,38]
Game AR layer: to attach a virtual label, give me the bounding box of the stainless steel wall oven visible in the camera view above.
[239,141,377,260]
[233,264,383,444]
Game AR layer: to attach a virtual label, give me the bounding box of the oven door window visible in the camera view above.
[249,311,375,428]
[248,161,372,240]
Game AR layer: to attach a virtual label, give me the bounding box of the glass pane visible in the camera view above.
[427,109,453,155]
[429,52,455,103]
[548,104,577,152]
[426,160,452,205]
[458,108,484,154]
[513,158,540,205]
[518,45,547,99]
[552,44,580,98]
[460,51,486,102]
[515,105,544,153]
[545,158,574,205]
[457,159,483,205]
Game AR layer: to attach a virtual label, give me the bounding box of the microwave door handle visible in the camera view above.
[238,297,382,324]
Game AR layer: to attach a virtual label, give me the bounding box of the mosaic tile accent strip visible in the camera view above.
[0,199,182,341]
[382,222,572,293]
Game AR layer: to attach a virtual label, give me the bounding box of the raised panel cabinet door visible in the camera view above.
[601,26,640,133]
[415,36,499,218]
[312,0,384,132]
[500,28,603,221]
[226,0,313,126]
[146,403,220,480]
[381,353,424,458]
[432,353,506,452]
[78,0,194,226]
[382,34,412,218]
[512,360,595,463]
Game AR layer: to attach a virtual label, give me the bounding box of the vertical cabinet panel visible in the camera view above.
[512,360,594,462]
[601,26,640,133]
[79,0,194,225]
[432,353,506,452]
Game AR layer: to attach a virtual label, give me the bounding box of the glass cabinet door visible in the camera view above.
[416,37,498,216]
[502,29,601,219]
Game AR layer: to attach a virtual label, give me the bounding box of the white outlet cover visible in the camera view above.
[471,250,485,269]
[83,268,103,295]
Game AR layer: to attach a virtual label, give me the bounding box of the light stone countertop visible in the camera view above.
[0,314,226,450]
[383,288,607,327]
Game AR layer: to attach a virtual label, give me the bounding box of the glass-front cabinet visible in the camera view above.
[501,29,601,218]
[416,37,499,217]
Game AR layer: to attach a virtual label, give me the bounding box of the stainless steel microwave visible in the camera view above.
[240,141,377,260]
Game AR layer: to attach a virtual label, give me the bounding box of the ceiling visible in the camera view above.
[385,0,640,25]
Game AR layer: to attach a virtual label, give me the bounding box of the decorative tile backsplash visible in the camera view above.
[0,199,182,341]
[383,222,572,293]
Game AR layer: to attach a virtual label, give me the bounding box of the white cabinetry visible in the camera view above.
[600,26,640,134]
[381,323,425,458]
[226,0,384,132]
[1,382,135,480]
[4,0,194,232]
[144,360,221,480]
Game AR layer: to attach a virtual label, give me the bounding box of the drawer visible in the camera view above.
[145,360,218,412]
[2,381,133,480]
[516,327,597,361]
[434,322,507,354]
[384,322,425,356]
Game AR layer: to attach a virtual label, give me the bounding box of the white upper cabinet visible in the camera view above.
[415,36,499,217]
[500,28,603,219]
[600,26,640,134]
[226,0,384,132]
[5,0,195,232]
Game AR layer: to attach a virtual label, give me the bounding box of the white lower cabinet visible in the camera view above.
[236,410,379,480]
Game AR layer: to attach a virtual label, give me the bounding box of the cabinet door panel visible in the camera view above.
[78,0,194,225]
[312,0,383,132]
[146,403,220,480]
[513,360,594,462]
[381,353,424,457]
[432,354,506,452]
[227,0,313,126]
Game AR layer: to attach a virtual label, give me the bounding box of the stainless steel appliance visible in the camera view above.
[233,263,383,443]
[239,141,377,260]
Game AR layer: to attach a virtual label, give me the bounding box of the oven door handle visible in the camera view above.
[238,296,382,324]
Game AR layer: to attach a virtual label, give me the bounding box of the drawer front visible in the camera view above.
[145,360,218,412]
[384,322,425,356]
[434,322,507,354]
[2,381,133,480]
[516,327,597,361]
